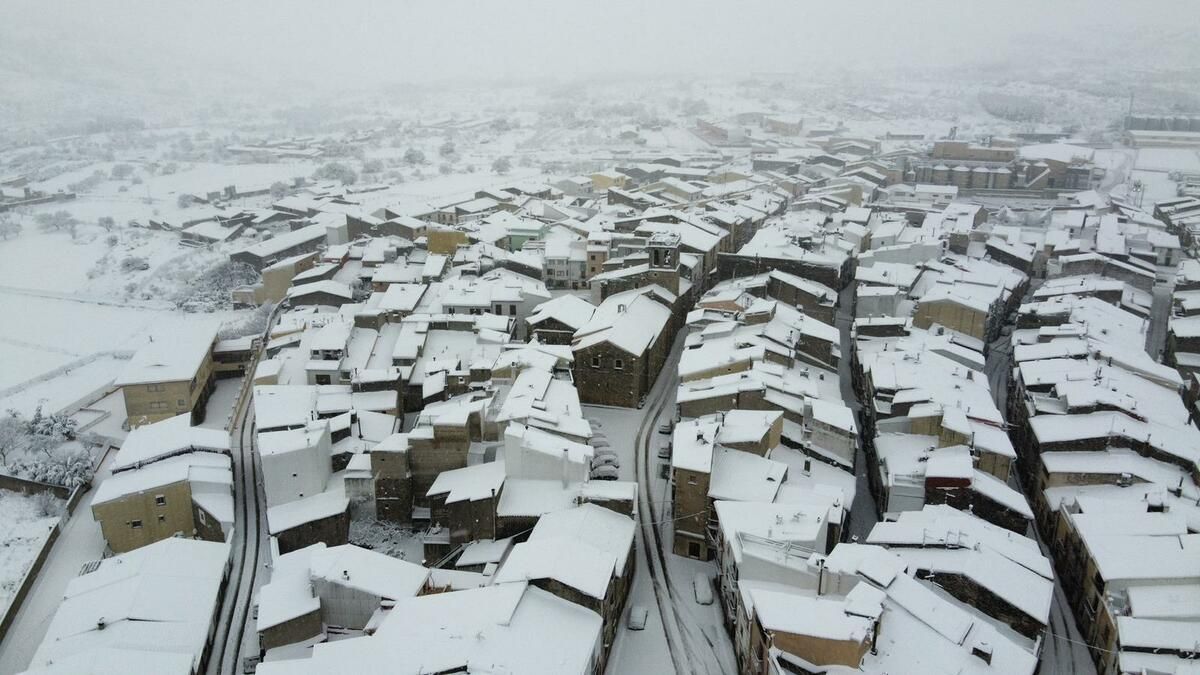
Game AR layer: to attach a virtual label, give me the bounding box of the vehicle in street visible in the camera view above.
[627,605,649,630]
[590,465,619,481]
[592,454,619,469]
[693,573,714,605]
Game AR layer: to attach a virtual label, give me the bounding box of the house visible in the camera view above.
[230,223,328,271]
[286,280,354,308]
[255,582,604,675]
[572,286,674,408]
[92,451,233,554]
[116,323,219,428]
[256,542,430,651]
[423,460,506,561]
[492,503,635,673]
[22,538,231,675]
[745,544,1039,675]
[232,251,320,308]
[527,295,596,345]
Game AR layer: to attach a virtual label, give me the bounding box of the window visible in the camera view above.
[157,514,166,523]
[591,356,601,368]
[177,399,186,407]
[130,519,143,529]
[198,510,207,525]
[509,304,517,315]
[149,401,168,411]
[614,358,624,370]
[146,384,164,392]
[688,542,702,558]
[154,495,166,506]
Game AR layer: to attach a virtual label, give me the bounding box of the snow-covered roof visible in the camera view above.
[27,538,231,674]
[426,460,506,504]
[572,286,672,356]
[111,414,230,472]
[527,503,635,573]
[492,538,616,600]
[254,583,601,675]
[527,294,596,330]
[115,322,218,386]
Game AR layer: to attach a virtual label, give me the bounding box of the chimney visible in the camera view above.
[562,447,570,488]
[971,642,993,665]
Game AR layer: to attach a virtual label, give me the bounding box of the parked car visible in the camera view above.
[627,605,649,631]
[243,656,262,674]
[657,442,671,459]
[593,446,618,458]
[589,437,611,448]
[693,573,714,605]
[592,455,620,469]
[590,465,619,481]
[658,420,674,434]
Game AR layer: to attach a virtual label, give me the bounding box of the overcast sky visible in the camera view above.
[3,0,1198,99]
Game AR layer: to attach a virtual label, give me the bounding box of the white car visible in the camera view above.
[693,573,714,605]
[627,605,649,630]
[590,465,619,481]
[592,455,620,469]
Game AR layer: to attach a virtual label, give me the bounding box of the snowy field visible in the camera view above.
[0,490,62,617]
[0,219,246,392]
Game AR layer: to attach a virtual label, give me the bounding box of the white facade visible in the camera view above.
[260,421,333,508]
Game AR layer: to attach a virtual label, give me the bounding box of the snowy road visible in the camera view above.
[595,330,736,675]
[837,284,878,541]
[1145,281,1172,359]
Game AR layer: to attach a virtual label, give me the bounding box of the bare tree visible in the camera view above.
[0,410,25,467]
[0,212,21,240]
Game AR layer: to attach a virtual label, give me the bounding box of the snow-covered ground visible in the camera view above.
[0,490,62,618]
[0,451,111,675]
[0,354,126,416]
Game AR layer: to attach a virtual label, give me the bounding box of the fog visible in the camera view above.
[3,0,1199,111]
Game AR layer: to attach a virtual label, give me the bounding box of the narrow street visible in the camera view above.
[208,396,266,675]
[984,295,1096,675]
[597,331,736,675]
[836,284,878,541]
[1145,280,1173,358]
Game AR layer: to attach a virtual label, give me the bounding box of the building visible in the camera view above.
[230,223,328,271]
[116,323,219,428]
[92,452,233,554]
[256,542,430,651]
[254,583,604,675]
[22,538,231,675]
[572,286,674,408]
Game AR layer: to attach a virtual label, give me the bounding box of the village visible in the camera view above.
[0,69,1199,675]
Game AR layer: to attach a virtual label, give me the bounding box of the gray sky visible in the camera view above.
[2,0,1198,109]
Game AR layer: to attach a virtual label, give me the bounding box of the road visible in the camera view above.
[207,394,266,675]
[631,332,737,675]
[982,292,1096,675]
[1145,281,1173,359]
[836,285,879,541]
